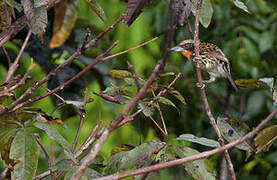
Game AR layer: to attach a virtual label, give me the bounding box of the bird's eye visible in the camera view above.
[184,44,189,48]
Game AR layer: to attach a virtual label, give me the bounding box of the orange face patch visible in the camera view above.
[181,50,193,62]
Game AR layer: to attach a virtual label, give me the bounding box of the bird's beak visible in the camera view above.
[171,46,184,52]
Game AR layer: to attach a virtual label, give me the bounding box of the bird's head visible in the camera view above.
[171,39,194,62]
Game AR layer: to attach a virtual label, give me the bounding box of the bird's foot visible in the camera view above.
[192,56,202,63]
[196,82,205,89]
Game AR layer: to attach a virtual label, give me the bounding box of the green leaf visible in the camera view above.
[104,151,129,174]
[105,141,164,174]
[273,87,277,106]
[157,96,179,112]
[259,31,273,53]
[138,101,155,117]
[235,79,262,88]
[192,0,213,28]
[240,26,260,43]
[85,0,106,22]
[6,0,22,12]
[34,122,74,160]
[109,69,133,79]
[232,0,249,13]
[242,38,260,64]
[65,100,85,110]
[64,166,101,180]
[168,89,187,105]
[217,117,254,153]
[255,125,277,153]
[10,129,39,180]
[176,134,220,148]
[167,144,216,180]
[29,7,48,36]
[259,77,274,90]
[0,127,18,146]
[120,141,164,170]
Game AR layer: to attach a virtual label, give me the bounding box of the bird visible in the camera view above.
[171,39,238,91]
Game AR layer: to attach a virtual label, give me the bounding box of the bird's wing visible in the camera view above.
[208,48,230,64]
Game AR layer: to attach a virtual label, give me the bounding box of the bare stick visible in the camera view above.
[2,47,12,66]
[72,88,88,152]
[5,30,32,83]
[102,37,158,61]
[94,107,277,180]
[193,0,236,179]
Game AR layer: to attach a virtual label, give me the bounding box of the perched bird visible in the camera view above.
[171,39,238,91]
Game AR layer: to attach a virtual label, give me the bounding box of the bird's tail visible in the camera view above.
[227,75,238,91]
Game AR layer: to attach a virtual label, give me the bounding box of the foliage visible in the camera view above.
[1,0,277,179]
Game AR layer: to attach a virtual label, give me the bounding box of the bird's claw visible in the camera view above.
[196,82,205,89]
[192,56,202,63]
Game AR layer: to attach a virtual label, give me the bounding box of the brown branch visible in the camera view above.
[193,0,236,179]
[72,88,88,152]
[0,15,124,116]
[102,37,158,61]
[5,30,32,83]
[94,107,277,180]
[0,59,34,97]
[73,1,176,179]
[2,47,12,66]
[12,41,118,111]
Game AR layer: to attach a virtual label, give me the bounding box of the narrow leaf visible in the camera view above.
[50,0,78,48]
[217,117,254,153]
[138,101,155,117]
[85,0,106,22]
[6,0,23,12]
[273,87,277,106]
[177,134,220,148]
[157,96,179,112]
[124,0,151,26]
[109,69,133,79]
[34,122,74,160]
[259,77,274,90]
[10,129,39,180]
[235,79,262,88]
[255,125,277,153]
[168,89,187,105]
[29,7,48,36]
[232,0,249,13]
[191,0,213,28]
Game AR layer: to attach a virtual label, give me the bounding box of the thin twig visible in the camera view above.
[193,0,236,179]
[11,41,118,112]
[102,37,159,61]
[94,107,277,180]
[0,59,34,97]
[0,15,124,115]
[5,30,32,83]
[72,88,88,152]
[2,47,12,66]
[35,135,55,180]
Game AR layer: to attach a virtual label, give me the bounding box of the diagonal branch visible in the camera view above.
[93,107,277,180]
[193,0,236,179]
[72,1,176,179]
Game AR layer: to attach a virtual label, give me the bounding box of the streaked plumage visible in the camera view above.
[171,39,238,91]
